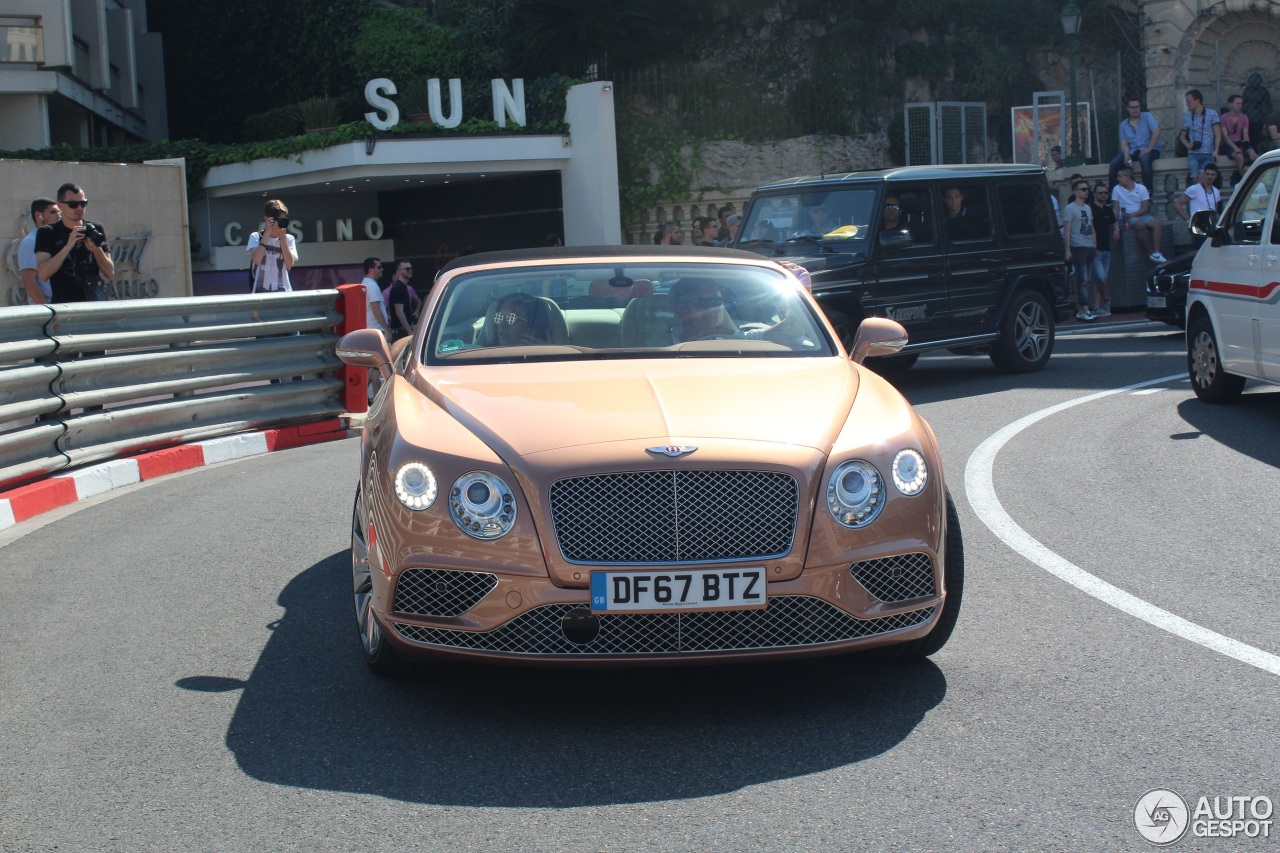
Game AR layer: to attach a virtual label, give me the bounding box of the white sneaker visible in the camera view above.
[1094,304,1111,317]
[1149,252,1168,263]
[1076,308,1094,321]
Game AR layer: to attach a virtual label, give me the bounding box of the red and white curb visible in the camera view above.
[0,419,356,532]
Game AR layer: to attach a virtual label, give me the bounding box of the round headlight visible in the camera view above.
[394,462,438,510]
[891,449,928,496]
[449,471,517,539]
[826,460,885,528]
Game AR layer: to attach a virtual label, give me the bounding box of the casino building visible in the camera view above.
[189,80,621,296]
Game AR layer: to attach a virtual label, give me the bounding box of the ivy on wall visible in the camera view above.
[0,77,576,203]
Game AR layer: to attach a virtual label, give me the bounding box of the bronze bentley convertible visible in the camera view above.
[336,246,962,674]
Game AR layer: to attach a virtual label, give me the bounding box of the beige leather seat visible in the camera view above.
[620,294,675,347]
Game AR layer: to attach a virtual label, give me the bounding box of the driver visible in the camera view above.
[671,280,739,341]
[669,279,810,346]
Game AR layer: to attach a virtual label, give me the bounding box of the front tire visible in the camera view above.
[846,490,964,664]
[990,290,1054,373]
[823,309,859,352]
[352,488,408,677]
[1188,315,1245,403]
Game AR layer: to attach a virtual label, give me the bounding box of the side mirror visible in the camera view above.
[849,317,908,364]
[1189,209,1216,237]
[336,328,394,380]
[878,229,913,250]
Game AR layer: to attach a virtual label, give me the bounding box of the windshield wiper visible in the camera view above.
[783,234,836,253]
[737,238,775,248]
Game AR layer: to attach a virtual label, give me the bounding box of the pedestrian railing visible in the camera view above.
[0,285,368,489]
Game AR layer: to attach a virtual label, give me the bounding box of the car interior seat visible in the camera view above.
[619,294,675,347]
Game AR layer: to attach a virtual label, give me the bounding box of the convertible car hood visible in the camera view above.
[429,358,859,458]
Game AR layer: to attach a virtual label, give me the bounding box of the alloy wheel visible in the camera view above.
[352,490,381,655]
[1015,300,1051,363]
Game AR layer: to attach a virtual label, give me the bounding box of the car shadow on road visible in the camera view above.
[1175,390,1280,469]
[888,330,1187,406]
[198,551,948,807]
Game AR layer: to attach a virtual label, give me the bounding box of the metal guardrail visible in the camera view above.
[0,286,368,489]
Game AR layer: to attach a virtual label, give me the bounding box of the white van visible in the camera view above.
[1186,147,1280,402]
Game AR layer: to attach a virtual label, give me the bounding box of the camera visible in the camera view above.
[273,216,290,229]
[83,222,106,247]
[1188,140,1201,151]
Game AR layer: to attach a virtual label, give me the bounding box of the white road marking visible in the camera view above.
[1132,388,1166,395]
[965,373,1280,676]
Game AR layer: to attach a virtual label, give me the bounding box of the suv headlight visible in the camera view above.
[891,449,928,495]
[826,460,885,528]
[394,462,438,510]
[450,471,517,539]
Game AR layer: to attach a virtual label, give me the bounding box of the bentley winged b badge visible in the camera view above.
[647,445,698,458]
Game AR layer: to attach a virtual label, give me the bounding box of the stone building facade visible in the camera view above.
[1143,0,1280,134]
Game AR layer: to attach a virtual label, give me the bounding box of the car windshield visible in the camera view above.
[737,187,878,250]
[422,261,836,364]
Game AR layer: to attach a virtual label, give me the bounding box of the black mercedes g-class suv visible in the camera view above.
[733,165,1073,372]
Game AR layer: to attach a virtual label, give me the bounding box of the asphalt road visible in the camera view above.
[2,325,1278,852]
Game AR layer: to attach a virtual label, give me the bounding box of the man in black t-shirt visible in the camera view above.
[35,182,115,302]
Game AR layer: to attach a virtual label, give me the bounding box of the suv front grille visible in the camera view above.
[392,596,932,655]
[393,568,498,617]
[850,552,936,602]
[548,470,798,564]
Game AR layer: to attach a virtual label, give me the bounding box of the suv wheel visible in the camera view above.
[1188,315,1245,403]
[990,290,1053,373]
[869,352,920,376]
[824,309,859,352]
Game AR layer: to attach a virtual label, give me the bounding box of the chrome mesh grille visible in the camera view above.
[850,552,936,602]
[549,470,798,564]
[392,568,498,617]
[392,596,932,655]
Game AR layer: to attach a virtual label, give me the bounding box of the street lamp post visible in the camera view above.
[1060,0,1084,167]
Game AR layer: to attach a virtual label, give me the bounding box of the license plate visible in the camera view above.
[590,568,767,612]
[1147,295,1167,308]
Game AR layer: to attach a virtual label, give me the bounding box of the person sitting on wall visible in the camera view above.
[1111,166,1166,264]
[1109,97,1162,191]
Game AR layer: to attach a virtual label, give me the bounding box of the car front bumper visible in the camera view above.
[377,554,944,664]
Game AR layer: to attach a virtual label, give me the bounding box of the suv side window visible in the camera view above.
[883,185,936,246]
[997,182,1055,238]
[942,183,993,243]
[1226,161,1280,245]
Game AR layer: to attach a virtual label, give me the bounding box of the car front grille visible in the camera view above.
[1151,273,1176,294]
[548,470,798,564]
[393,568,498,617]
[392,596,932,656]
[850,552,936,602]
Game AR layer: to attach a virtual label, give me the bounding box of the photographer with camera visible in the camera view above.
[35,183,115,302]
[246,199,298,292]
[1180,89,1222,183]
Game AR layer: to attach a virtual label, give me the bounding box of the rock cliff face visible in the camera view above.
[691,134,892,189]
